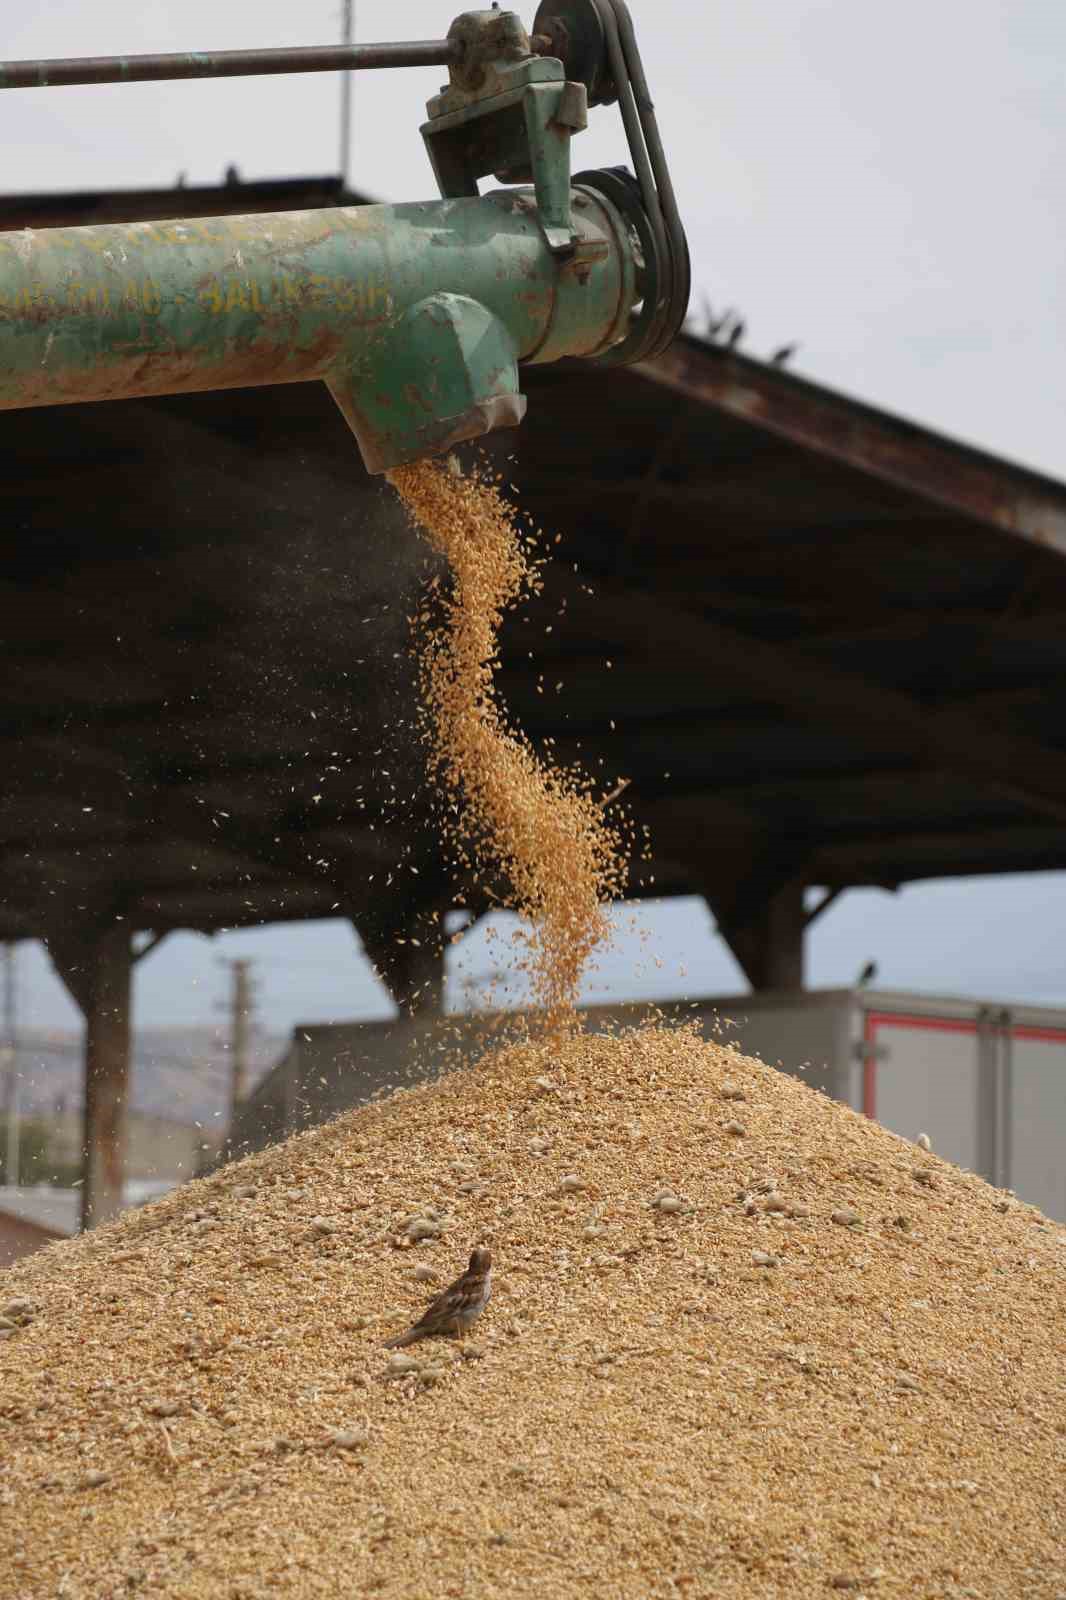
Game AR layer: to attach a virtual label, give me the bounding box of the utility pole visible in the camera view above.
[339,0,354,189]
[224,959,256,1125]
[1,943,17,1186]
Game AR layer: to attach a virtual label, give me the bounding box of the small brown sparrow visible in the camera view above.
[383,1247,492,1348]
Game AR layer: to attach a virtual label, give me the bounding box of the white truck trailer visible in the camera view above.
[703,988,1065,1222]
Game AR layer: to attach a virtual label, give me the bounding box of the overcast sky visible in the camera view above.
[3,2,1065,1035]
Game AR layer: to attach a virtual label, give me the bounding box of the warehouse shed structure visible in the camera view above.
[2,175,1066,1227]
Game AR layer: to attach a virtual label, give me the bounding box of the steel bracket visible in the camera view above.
[422,12,586,253]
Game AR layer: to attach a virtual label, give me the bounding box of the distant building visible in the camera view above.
[15,1105,221,1186]
[233,992,1066,1223]
[1,1024,282,1187]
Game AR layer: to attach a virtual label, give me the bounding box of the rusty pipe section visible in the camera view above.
[0,188,635,470]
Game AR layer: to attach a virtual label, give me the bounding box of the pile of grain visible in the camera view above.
[2,1023,1064,1599]
[388,459,628,1024]
[4,460,1062,1600]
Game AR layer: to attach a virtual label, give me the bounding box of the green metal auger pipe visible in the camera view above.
[0,186,638,473]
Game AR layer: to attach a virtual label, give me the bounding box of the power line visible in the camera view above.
[219,959,258,1123]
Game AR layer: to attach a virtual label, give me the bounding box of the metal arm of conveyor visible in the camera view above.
[0,186,635,472]
[0,4,689,471]
[0,39,460,90]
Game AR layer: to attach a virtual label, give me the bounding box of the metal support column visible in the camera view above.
[718,881,806,992]
[48,924,133,1230]
[354,899,447,1016]
[225,958,255,1122]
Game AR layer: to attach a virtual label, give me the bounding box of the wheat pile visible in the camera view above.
[387,458,629,1024]
[3,465,1062,1600]
[2,1023,1064,1599]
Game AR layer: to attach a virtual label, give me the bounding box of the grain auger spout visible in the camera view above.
[0,2,689,472]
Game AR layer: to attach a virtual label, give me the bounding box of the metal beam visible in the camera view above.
[640,340,1066,558]
[132,931,168,964]
[571,588,1066,826]
[803,886,843,929]
[142,800,406,911]
[809,824,1066,883]
[519,453,795,513]
[129,894,338,934]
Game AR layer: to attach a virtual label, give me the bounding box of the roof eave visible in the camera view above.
[640,336,1066,556]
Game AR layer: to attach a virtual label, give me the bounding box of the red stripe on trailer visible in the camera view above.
[1010,1024,1066,1044]
[866,1012,978,1036]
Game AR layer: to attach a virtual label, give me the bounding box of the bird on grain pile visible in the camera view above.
[383,1247,492,1348]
